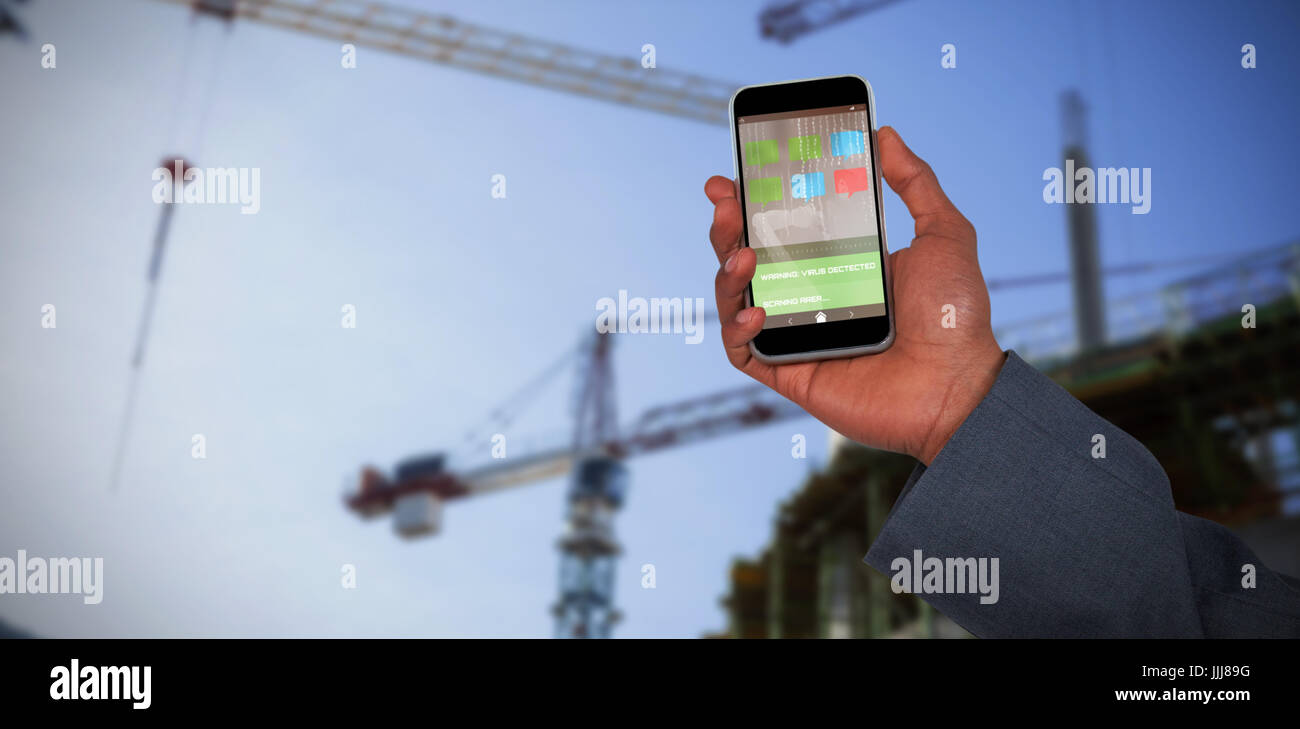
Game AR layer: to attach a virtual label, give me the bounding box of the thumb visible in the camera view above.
[878,126,970,240]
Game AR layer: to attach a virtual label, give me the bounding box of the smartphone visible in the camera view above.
[729,75,894,363]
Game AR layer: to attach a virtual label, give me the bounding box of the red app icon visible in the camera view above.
[834,167,870,197]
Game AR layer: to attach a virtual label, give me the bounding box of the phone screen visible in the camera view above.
[737,105,886,330]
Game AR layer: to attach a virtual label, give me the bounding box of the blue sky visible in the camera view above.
[1,0,1298,637]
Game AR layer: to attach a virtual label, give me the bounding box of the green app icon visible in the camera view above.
[745,139,779,167]
[788,135,822,161]
[748,176,783,205]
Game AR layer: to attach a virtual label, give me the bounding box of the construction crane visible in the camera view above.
[760,0,906,43]
[347,326,807,639]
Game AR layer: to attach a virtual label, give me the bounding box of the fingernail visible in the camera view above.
[724,250,739,273]
[736,308,752,325]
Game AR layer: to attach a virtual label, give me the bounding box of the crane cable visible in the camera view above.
[454,341,583,460]
[110,14,230,491]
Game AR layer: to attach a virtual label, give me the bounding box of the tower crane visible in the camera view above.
[346,326,808,639]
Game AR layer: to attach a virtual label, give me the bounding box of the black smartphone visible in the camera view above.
[729,75,895,363]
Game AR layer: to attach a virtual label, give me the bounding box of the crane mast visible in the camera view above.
[555,331,624,638]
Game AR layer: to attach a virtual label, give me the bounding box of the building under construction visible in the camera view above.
[713,243,1300,638]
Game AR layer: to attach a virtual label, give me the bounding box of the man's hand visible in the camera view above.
[706,126,1004,465]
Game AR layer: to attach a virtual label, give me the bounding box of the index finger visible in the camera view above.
[705,175,737,205]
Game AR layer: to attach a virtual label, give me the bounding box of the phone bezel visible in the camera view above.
[729,75,895,363]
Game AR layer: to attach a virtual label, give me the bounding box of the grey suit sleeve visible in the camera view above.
[863,351,1300,638]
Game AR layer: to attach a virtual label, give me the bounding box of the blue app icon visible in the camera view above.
[790,172,826,200]
[830,130,865,157]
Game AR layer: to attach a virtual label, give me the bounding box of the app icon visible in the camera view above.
[830,130,865,157]
[790,172,825,200]
[788,135,822,161]
[748,177,783,205]
[744,139,779,167]
[834,167,870,197]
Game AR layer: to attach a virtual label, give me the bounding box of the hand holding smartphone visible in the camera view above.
[729,75,894,363]
[710,77,1005,464]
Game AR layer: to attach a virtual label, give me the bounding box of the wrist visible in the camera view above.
[915,346,1006,466]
